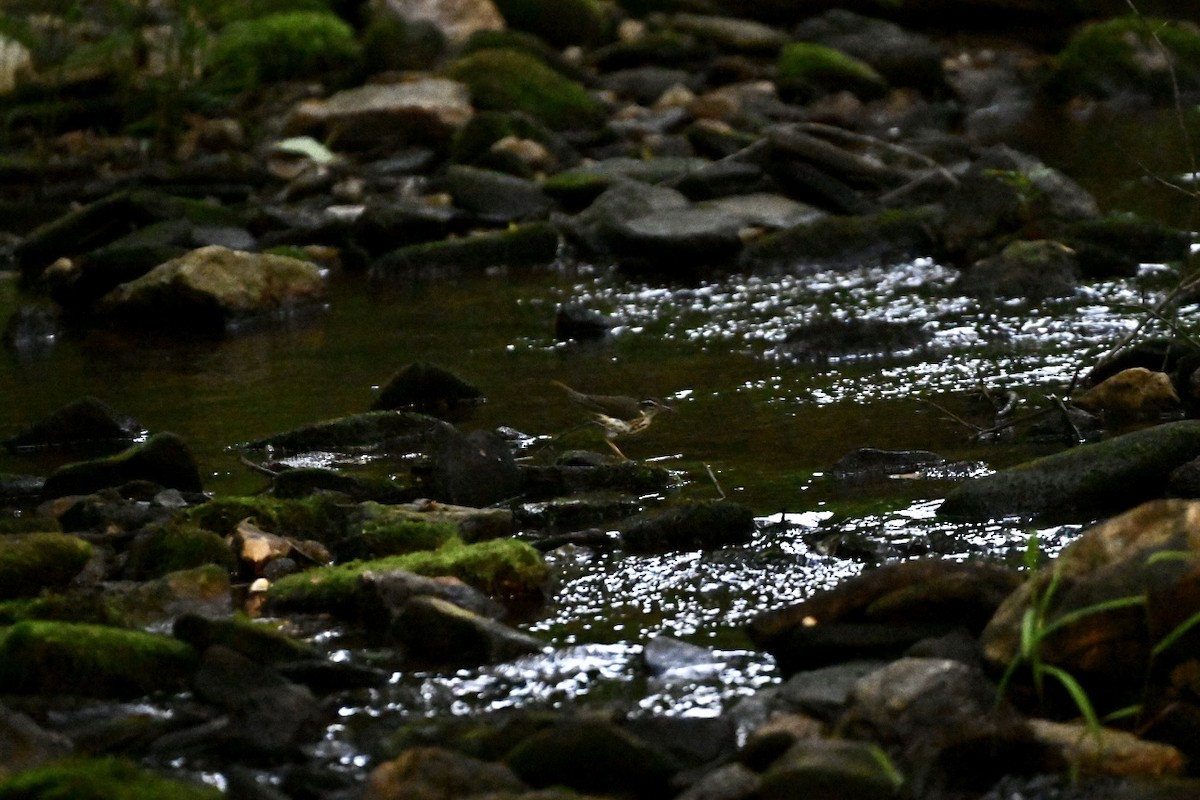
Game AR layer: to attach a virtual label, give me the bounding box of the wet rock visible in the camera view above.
[389,595,543,666]
[620,501,755,553]
[755,738,904,800]
[939,420,1200,522]
[599,66,703,106]
[670,12,789,53]
[563,179,690,255]
[1027,719,1185,779]
[123,524,237,580]
[378,0,503,45]
[41,432,203,498]
[0,532,93,601]
[643,635,723,678]
[840,658,1038,793]
[365,568,505,619]
[554,303,612,341]
[49,219,256,311]
[0,701,74,778]
[364,746,527,800]
[739,206,940,272]
[423,428,522,508]
[173,613,318,666]
[95,245,325,332]
[748,559,1020,676]
[776,42,888,103]
[13,190,202,280]
[1058,213,1192,279]
[831,448,946,482]
[355,500,516,547]
[267,537,549,619]
[190,645,319,757]
[982,500,1200,702]
[369,220,560,276]
[444,164,556,223]
[493,0,612,48]
[503,716,680,797]
[240,410,453,454]
[286,78,474,149]
[445,48,607,131]
[777,660,887,720]
[1072,367,1182,422]
[602,204,749,271]
[792,10,947,94]
[954,239,1081,302]
[105,565,233,628]
[0,620,197,698]
[351,198,468,257]
[939,146,1100,265]
[3,396,142,455]
[776,318,929,363]
[546,157,714,208]
[449,109,578,176]
[676,762,762,800]
[268,467,415,503]
[229,517,331,576]
[372,361,486,420]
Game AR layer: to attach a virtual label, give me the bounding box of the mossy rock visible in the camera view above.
[449,110,571,174]
[939,420,1200,523]
[268,537,549,618]
[340,507,459,560]
[0,591,122,627]
[1048,16,1200,103]
[459,30,590,83]
[0,533,93,601]
[0,757,221,800]
[361,11,447,73]
[41,432,204,498]
[739,206,941,272]
[444,48,606,131]
[490,0,611,48]
[208,11,362,91]
[369,221,561,277]
[185,494,355,545]
[0,516,61,535]
[777,41,887,100]
[172,613,317,665]
[124,524,236,580]
[0,621,198,697]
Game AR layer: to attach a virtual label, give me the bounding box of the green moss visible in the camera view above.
[172,613,317,664]
[361,11,446,73]
[0,533,93,601]
[124,524,236,580]
[0,516,61,535]
[490,0,611,47]
[185,494,353,544]
[268,536,549,616]
[344,509,458,560]
[1051,16,1200,101]
[208,11,361,91]
[0,757,222,800]
[777,42,884,85]
[444,48,606,131]
[449,110,559,169]
[0,592,123,627]
[0,621,198,697]
[263,245,316,262]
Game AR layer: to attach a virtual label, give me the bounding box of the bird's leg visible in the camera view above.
[605,439,629,459]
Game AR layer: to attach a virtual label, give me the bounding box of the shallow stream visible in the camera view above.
[2,107,1198,779]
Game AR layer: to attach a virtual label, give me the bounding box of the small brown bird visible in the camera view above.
[552,380,672,458]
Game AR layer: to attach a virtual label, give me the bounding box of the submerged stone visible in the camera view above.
[939,420,1200,522]
[2,396,142,454]
[372,361,485,419]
